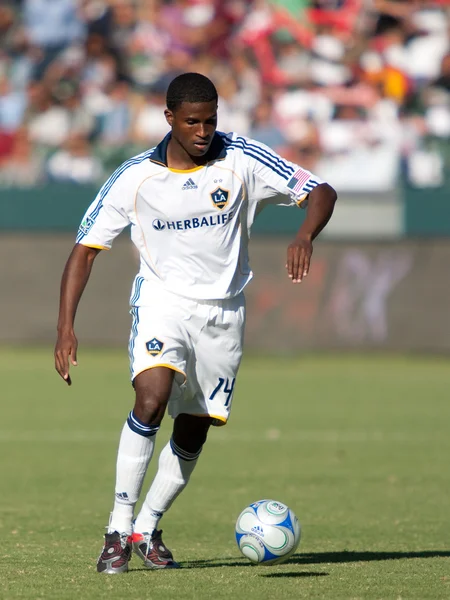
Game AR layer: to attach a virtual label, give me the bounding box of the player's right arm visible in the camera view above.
[54,154,139,384]
[54,244,101,385]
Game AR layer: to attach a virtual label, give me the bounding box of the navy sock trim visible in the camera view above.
[127,411,160,437]
[170,438,202,461]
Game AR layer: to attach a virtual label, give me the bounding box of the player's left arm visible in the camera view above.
[286,182,337,283]
[238,134,337,284]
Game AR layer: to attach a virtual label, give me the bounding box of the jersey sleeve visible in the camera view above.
[235,135,324,215]
[75,164,134,250]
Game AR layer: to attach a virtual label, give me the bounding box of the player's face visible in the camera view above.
[165,101,218,157]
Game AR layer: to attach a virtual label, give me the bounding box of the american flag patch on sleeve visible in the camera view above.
[287,168,313,193]
[287,168,321,207]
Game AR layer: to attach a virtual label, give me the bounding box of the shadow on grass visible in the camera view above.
[286,550,450,565]
[129,566,328,578]
[262,572,328,578]
[180,550,450,569]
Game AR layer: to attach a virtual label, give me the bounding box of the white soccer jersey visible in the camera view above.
[76,132,324,301]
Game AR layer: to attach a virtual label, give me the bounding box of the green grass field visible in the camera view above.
[1,348,450,599]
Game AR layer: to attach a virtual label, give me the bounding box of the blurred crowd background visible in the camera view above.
[0,0,449,191]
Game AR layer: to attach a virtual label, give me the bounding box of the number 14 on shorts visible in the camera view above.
[209,377,236,406]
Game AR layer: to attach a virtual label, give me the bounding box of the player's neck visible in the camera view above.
[166,138,208,170]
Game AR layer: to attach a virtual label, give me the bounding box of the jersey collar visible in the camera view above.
[149,132,227,167]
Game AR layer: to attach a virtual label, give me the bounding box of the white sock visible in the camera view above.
[134,438,202,534]
[108,411,159,535]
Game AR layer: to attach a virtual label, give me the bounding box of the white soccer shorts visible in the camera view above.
[129,286,246,426]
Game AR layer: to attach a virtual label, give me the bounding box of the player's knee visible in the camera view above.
[172,414,213,454]
[133,368,174,425]
[133,392,168,426]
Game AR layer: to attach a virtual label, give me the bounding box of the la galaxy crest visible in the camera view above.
[146,337,164,356]
[210,187,229,210]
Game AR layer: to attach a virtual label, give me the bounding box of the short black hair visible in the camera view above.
[166,73,218,112]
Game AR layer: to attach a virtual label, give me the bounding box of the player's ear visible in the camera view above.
[165,109,174,127]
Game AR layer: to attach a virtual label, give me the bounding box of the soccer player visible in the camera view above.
[54,72,337,573]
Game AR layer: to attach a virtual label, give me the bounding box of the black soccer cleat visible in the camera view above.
[132,529,180,569]
[96,531,132,574]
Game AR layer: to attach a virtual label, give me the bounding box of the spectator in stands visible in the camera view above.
[52,79,96,139]
[228,51,261,114]
[80,0,113,39]
[407,8,449,85]
[24,81,71,148]
[121,3,171,89]
[249,98,287,149]
[0,4,17,55]
[22,0,86,77]
[94,79,136,169]
[433,52,450,92]
[81,32,119,93]
[0,74,27,132]
[0,126,43,187]
[130,83,169,147]
[46,132,103,185]
[97,79,132,146]
[214,65,251,134]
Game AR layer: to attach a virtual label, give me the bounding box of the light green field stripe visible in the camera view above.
[0,430,449,443]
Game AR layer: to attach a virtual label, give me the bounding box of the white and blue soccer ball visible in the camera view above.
[235,499,301,565]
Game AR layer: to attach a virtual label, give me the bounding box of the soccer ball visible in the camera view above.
[235,499,301,565]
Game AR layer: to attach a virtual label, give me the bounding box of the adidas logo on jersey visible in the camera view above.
[182,178,198,190]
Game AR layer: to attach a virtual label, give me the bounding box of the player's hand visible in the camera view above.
[286,235,313,283]
[54,331,78,386]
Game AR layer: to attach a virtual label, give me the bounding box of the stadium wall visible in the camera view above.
[2,181,450,236]
[0,185,400,236]
[2,233,449,352]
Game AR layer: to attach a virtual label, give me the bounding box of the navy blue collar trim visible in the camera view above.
[149,132,227,167]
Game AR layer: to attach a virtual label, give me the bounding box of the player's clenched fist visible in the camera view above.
[286,236,313,283]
